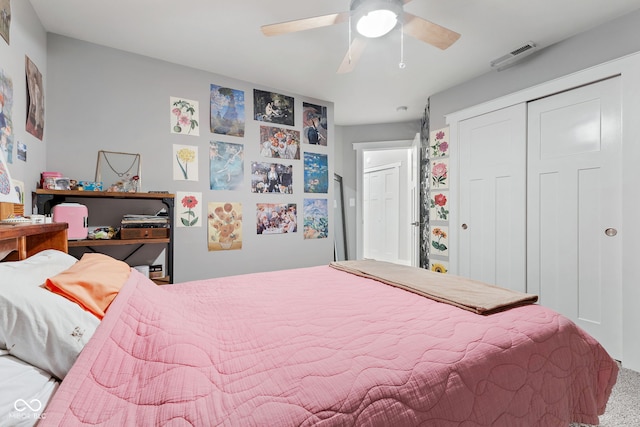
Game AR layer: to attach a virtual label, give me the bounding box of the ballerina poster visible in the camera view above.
[210,141,244,190]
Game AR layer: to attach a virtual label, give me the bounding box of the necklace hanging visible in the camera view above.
[102,152,139,177]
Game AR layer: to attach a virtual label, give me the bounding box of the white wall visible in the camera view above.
[44,35,335,282]
[0,1,47,209]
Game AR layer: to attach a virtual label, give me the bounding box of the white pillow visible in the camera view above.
[0,250,99,380]
[0,249,78,287]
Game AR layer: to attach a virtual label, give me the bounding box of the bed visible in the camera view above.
[0,225,618,426]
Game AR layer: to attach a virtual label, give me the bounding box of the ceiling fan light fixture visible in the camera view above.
[352,0,402,38]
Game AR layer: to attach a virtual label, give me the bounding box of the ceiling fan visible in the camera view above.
[261,0,461,73]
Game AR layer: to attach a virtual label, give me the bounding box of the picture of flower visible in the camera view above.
[173,144,198,181]
[170,96,200,136]
[430,127,449,158]
[429,191,449,221]
[431,159,448,189]
[177,192,201,227]
[431,261,448,274]
[431,226,448,255]
[208,202,243,251]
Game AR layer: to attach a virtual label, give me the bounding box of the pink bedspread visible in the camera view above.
[42,266,618,426]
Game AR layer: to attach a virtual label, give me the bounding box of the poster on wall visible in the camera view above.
[256,203,297,234]
[0,151,19,203]
[173,144,198,181]
[176,191,202,227]
[210,141,244,190]
[259,125,300,159]
[170,97,199,136]
[430,127,449,158]
[253,89,294,126]
[0,0,10,45]
[302,102,328,146]
[430,226,449,256]
[12,178,23,204]
[208,202,242,251]
[16,140,25,161]
[251,161,293,194]
[0,68,13,164]
[303,152,328,193]
[430,158,449,189]
[210,84,245,137]
[25,56,44,140]
[430,259,449,274]
[429,190,449,221]
[303,198,328,240]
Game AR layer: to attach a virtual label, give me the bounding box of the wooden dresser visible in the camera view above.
[0,222,68,261]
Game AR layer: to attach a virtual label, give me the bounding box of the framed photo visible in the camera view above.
[54,177,71,190]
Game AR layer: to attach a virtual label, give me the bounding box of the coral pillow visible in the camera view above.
[45,253,131,319]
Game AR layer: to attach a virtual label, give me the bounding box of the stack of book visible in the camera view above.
[120,214,169,239]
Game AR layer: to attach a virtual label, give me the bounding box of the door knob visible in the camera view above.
[461,223,468,230]
[604,228,617,237]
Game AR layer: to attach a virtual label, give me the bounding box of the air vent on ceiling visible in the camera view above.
[490,41,537,71]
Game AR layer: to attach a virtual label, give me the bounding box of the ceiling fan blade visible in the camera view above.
[261,12,350,37]
[337,38,367,74]
[402,12,460,50]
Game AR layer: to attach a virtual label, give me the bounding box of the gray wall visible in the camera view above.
[430,8,640,128]
[45,35,335,282]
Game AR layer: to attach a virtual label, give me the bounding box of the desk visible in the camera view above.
[0,222,68,261]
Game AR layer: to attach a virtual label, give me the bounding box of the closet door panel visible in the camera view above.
[458,104,527,292]
[527,77,622,359]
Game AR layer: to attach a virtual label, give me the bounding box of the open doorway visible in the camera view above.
[354,136,420,266]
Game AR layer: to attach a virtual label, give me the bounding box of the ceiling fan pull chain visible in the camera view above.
[399,22,406,69]
[348,11,353,64]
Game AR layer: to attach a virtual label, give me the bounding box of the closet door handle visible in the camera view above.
[604,228,617,237]
[461,223,468,230]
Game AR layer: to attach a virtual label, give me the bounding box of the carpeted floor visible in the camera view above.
[572,364,640,426]
[597,365,640,426]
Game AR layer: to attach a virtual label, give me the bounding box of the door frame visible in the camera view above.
[445,52,640,371]
[353,138,417,263]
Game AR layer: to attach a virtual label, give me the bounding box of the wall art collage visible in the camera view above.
[0,13,43,205]
[171,86,329,252]
[428,126,450,273]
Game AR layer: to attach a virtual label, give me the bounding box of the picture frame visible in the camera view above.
[95,150,141,192]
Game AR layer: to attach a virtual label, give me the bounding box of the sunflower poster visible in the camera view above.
[208,202,242,251]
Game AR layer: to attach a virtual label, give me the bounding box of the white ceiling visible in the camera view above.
[29,0,640,126]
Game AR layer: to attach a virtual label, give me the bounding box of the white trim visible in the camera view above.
[364,162,401,174]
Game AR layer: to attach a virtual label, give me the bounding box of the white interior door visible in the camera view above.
[527,77,622,359]
[458,104,527,292]
[363,164,400,262]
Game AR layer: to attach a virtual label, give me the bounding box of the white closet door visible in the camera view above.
[458,104,527,292]
[527,77,622,359]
